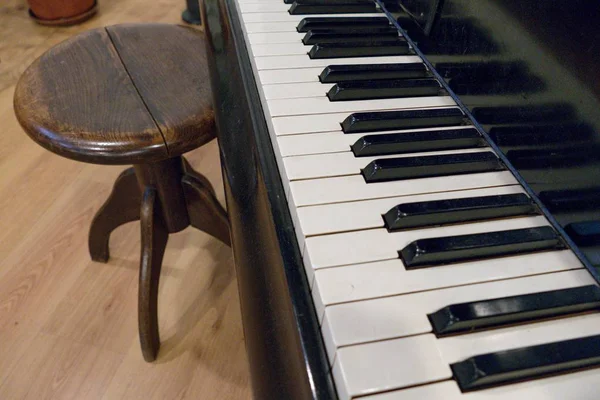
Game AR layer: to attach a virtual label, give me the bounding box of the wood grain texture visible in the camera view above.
[13,22,216,165]
[89,167,141,262]
[0,0,251,398]
[138,187,169,362]
[13,28,168,164]
[183,173,231,246]
[107,23,217,157]
[134,157,190,233]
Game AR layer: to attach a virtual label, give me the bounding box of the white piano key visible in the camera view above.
[277,125,474,156]
[268,95,455,117]
[290,171,518,206]
[242,18,387,33]
[321,269,594,357]
[313,250,584,307]
[251,43,312,57]
[332,334,451,400]
[264,80,450,99]
[263,82,333,99]
[239,2,290,12]
[237,0,286,3]
[305,215,549,269]
[363,371,600,400]
[273,112,353,135]
[297,186,526,237]
[271,105,459,134]
[334,313,600,398]
[242,12,384,23]
[255,55,423,70]
[245,22,299,33]
[283,147,489,181]
[259,67,323,84]
[359,381,462,400]
[248,32,303,45]
[278,131,349,156]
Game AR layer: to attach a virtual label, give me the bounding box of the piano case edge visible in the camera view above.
[201,0,339,399]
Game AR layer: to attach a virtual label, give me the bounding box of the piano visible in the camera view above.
[200,0,600,398]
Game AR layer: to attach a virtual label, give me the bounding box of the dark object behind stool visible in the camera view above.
[182,0,202,25]
[13,23,230,362]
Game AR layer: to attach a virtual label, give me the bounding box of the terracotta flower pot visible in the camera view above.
[27,0,98,26]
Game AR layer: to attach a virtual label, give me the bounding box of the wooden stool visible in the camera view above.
[13,23,230,362]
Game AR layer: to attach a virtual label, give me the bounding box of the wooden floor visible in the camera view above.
[0,1,252,399]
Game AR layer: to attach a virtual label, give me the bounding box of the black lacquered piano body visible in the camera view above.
[200,0,600,398]
[201,1,337,398]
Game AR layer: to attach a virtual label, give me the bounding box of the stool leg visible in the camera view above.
[182,157,219,199]
[182,174,231,246]
[89,168,141,262]
[139,187,169,362]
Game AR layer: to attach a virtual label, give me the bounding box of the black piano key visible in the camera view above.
[362,151,504,183]
[304,26,398,34]
[383,193,538,231]
[288,0,377,14]
[565,221,600,246]
[297,17,390,32]
[308,40,411,59]
[451,335,600,392]
[319,63,430,83]
[327,79,442,101]
[302,28,401,45]
[342,107,466,134]
[352,128,485,157]
[400,226,565,269]
[539,187,600,212]
[429,285,600,337]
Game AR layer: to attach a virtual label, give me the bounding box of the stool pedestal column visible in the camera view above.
[134,157,190,233]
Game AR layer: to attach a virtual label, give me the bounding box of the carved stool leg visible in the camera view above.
[182,174,231,246]
[181,157,216,197]
[89,167,141,262]
[138,187,169,362]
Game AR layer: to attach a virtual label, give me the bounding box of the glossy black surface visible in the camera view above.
[327,78,441,101]
[566,221,600,247]
[351,127,484,157]
[383,193,538,231]
[297,16,390,32]
[341,107,467,133]
[202,0,337,398]
[361,151,504,183]
[303,29,401,45]
[289,0,377,15]
[319,63,430,83]
[308,40,411,59]
[451,335,600,391]
[400,226,564,268]
[203,0,600,397]
[393,0,600,271]
[429,285,600,336]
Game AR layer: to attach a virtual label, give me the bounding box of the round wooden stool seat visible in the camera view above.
[14,23,215,165]
[13,23,230,363]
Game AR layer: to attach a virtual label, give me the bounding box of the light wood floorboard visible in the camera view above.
[0,1,252,399]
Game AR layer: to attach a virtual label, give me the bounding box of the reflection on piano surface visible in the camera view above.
[201,0,600,398]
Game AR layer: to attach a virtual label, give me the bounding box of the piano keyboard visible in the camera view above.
[232,0,600,398]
